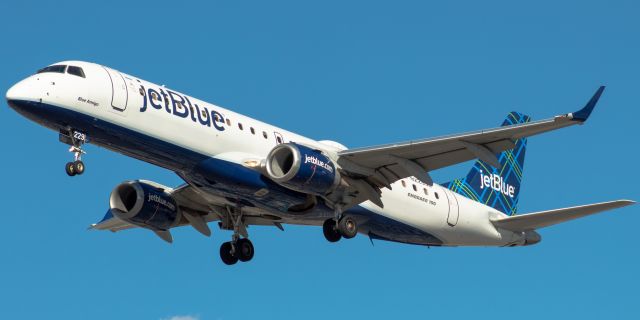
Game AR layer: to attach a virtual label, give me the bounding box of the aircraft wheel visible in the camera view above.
[322,219,341,242]
[73,160,85,175]
[65,162,76,176]
[220,241,238,265]
[236,238,254,262]
[338,216,358,239]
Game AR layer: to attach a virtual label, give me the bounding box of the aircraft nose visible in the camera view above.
[6,78,33,102]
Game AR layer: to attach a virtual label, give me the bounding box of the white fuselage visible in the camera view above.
[6,61,526,247]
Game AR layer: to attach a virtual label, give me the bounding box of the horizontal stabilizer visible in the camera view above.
[491,200,635,231]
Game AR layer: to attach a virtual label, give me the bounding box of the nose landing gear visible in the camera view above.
[62,130,87,176]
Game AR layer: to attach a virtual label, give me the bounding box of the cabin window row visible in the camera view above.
[223,116,275,141]
[136,92,281,143]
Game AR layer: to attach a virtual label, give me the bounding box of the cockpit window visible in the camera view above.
[67,66,86,78]
[37,65,67,74]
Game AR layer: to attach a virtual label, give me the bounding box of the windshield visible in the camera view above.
[67,66,85,78]
[37,65,67,74]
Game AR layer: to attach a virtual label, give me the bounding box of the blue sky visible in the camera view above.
[1,1,638,319]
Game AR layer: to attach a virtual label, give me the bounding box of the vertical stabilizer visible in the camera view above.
[444,112,531,215]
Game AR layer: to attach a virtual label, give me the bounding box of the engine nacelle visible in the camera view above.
[265,143,340,195]
[109,181,181,231]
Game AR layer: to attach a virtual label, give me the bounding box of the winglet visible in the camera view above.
[571,86,605,122]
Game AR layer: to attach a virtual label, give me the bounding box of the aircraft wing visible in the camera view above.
[491,200,635,231]
[336,87,605,191]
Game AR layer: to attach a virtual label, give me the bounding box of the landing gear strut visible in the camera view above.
[64,130,87,177]
[218,204,255,265]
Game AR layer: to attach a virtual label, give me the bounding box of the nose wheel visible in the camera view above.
[65,160,85,176]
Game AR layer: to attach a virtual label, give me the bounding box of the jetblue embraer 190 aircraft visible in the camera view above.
[6,61,635,265]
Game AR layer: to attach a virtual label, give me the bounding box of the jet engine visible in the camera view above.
[265,143,340,196]
[109,181,181,231]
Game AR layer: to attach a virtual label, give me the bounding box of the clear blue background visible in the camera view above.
[0,1,638,319]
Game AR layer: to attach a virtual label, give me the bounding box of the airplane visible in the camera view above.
[6,61,635,265]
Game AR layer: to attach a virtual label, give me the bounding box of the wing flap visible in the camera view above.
[491,200,635,231]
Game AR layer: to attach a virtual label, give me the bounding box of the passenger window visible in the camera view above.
[401,180,406,187]
[250,127,255,135]
[276,136,282,144]
[435,192,439,199]
[139,87,145,96]
[238,123,243,130]
[67,66,86,78]
[423,188,428,195]
[412,184,417,192]
[37,65,66,74]
[262,131,268,139]
[226,118,231,126]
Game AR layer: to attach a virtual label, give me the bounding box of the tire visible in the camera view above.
[219,242,238,265]
[236,238,255,262]
[322,219,341,242]
[73,161,85,175]
[338,216,358,239]
[65,162,76,176]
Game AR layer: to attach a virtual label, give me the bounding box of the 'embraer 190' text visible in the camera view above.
[139,85,226,132]
[479,170,515,198]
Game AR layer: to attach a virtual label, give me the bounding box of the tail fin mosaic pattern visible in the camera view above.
[443,112,531,215]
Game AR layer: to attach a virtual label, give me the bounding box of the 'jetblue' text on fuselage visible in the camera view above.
[139,85,226,132]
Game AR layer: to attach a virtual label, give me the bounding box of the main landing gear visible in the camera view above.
[218,204,255,265]
[64,130,87,177]
[322,212,359,243]
[219,238,255,265]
